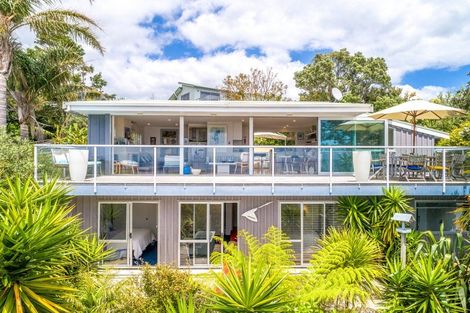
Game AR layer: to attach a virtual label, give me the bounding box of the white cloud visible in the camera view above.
[399,85,450,100]
[14,0,470,100]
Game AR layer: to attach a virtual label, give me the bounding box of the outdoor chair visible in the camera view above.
[51,149,69,178]
[450,153,470,180]
[234,152,249,174]
[402,155,427,182]
[369,153,385,179]
[427,152,453,181]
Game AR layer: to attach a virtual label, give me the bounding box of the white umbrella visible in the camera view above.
[254,132,287,145]
[369,100,465,146]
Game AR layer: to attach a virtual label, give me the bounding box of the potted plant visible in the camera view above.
[68,148,89,181]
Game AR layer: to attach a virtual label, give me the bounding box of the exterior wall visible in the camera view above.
[391,125,436,154]
[72,194,464,266]
[88,114,112,144]
[73,195,336,265]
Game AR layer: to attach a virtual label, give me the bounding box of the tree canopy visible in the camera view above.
[294,48,409,110]
[221,68,287,101]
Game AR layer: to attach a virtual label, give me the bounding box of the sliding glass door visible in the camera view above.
[280,202,337,265]
[99,202,159,266]
[99,203,130,265]
[179,202,223,267]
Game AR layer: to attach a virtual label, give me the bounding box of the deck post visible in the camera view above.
[213,147,216,194]
[386,147,390,188]
[271,147,275,194]
[93,146,97,194]
[249,117,254,175]
[153,146,157,194]
[179,116,185,175]
[329,147,333,194]
[442,149,446,194]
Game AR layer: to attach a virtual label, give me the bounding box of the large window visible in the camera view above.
[200,91,220,100]
[280,202,338,265]
[179,202,238,267]
[415,200,459,233]
[320,120,385,173]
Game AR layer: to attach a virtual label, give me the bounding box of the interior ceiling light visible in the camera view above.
[293,119,296,123]
[146,122,151,126]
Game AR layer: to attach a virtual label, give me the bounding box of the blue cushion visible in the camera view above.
[407,165,423,171]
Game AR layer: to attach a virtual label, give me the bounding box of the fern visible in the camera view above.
[305,228,384,311]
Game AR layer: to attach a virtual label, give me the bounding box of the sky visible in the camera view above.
[27,0,470,100]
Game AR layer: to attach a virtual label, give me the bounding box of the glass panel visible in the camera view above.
[281,203,301,240]
[103,242,128,265]
[194,243,208,265]
[100,203,127,240]
[194,204,207,240]
[254,148,272,176]
[320,120,385,173]
[113,146,154,175]
[416,201,458,232]
[180,243,193,266]
[303,204,323,263]
[185,147,212,175]
[325,203,339,230]
[291,241,302,265]
[180,204,194,240]
[158,147,180,175]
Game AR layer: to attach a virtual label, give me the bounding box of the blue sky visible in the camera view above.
[61,0,470,100]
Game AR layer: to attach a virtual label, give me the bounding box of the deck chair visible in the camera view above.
[51,149,69,178]
[427,152,453,181]
[403,155,427,182]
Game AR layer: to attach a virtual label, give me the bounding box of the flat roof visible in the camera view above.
[64,100,373,117]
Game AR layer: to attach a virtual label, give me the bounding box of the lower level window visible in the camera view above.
[280,202,338,265]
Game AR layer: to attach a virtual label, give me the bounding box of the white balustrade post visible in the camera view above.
[271,148,275,194]
[442,149,446,194]
[213,147,216,194]
[249,117,254,175]
[329,147,333,194]
[93,146,97,194]
[153,146,157,194]
[386,147,390,188]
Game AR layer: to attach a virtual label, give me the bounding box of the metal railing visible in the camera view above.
[34,144,470,194]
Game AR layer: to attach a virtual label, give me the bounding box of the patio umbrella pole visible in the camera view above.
[412,115,416,154]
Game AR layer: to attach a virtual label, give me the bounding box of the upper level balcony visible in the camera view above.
[34,144,470,196]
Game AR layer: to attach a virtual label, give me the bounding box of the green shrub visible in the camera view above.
[141,264,204,311]
[0,128,34,183]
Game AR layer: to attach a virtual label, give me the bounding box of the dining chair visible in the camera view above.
[403,155,427,181]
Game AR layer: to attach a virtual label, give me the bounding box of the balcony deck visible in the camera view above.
[35,144,470,196]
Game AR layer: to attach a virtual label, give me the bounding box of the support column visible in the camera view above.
[249,117,254,175]
[179,116,185,175]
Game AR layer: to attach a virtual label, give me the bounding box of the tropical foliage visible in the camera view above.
[0,177,109,312]
[0,0,104,128]
[337,187,414,249]
[383,229,469,312]
[0,128,33,182]
[304,228,384,311]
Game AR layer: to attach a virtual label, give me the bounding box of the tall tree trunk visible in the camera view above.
[19,122,29,139]
[0,34,13,128]
[0,74,7,127]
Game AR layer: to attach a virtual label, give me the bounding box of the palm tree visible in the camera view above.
[0,0,103,127]
[9,41,87,138]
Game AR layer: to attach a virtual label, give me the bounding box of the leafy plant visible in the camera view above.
[0,129,34,183]
[453,195,470,231]
[383,229,468,312]
[209,259,290,312]
[337,196,370,233]
[306,228,384,311]
[164,295,205,313]
[140,264,204,311]
[0,177,109,312]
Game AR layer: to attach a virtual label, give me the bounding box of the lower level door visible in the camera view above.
[99,202,131,266]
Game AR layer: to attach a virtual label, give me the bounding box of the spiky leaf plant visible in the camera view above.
[337,196,370,233]
[0,177,109,312]
[208,258,289,312]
